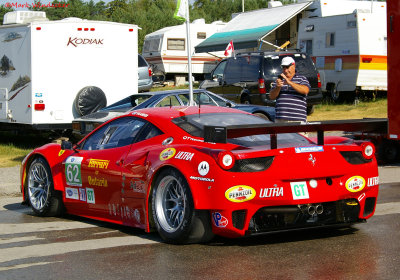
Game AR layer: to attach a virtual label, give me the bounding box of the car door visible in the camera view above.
[200,60,228,95]
[119,122,164,228]
[65,116,146,222]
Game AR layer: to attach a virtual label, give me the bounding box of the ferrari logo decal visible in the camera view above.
[308,154,316,166]
[58,150,65,156]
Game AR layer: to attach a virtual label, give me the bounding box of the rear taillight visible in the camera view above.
[217,151,235,170]
[317,73,321,88]
[361,142,375,160]
[34,104,45,111]
[148,67,152,77]
[258,78,266,94]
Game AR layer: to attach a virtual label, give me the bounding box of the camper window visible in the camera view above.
[347,21,357,28]
[197,32,206,39]
[168,39,185,50]
[325,32,335,48]
[150,38,161,52]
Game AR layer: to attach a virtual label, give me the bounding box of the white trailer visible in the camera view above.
[0,11,139,131]
[297,2,387,102]
[142,19,226,85]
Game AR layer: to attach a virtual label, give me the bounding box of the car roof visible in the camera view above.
[126,105,248,122]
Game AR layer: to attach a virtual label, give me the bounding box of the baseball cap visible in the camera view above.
[281,57,295,67]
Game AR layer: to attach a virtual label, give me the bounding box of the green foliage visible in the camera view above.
[0,5,14,24]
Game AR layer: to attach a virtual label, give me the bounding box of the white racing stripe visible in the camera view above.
[0,261,63,272]
[0,222,97,235]
[0,236,45,245]
[0,235,158,263]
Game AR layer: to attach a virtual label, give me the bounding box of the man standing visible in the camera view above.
[269,56,310,122]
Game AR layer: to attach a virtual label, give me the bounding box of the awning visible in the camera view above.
[194,1,312,53]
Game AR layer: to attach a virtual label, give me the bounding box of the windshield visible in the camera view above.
[172,113,309,147]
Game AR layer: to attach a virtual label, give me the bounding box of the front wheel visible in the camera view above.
[152,168,213,244]
[27,157,63,216]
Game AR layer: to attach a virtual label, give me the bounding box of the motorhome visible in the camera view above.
[142,19,226,85]
[297,1,387,102]
[0,11,139,131]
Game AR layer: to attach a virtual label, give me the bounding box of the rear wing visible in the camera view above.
[204,118,387,149]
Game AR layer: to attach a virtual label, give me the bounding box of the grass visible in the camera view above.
[0,96,388,168]
[308,98,387,121]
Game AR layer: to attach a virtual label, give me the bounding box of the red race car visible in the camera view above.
[20,106,380,244]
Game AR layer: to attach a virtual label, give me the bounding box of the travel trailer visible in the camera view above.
[297,1,387,102]
[142,19,226,85]
[0,11,139,131]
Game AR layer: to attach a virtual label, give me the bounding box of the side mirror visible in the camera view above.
[225,102,232,108]
[61,140,73,150]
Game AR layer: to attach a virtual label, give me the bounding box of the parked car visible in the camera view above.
[138,54,153,92]
[199,51,322,115]
[21,105,379,244]
[72,89,276,135]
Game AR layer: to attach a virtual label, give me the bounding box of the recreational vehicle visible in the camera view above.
[297,1,387,102]
[0,11,139,131]
[142,19,226,85]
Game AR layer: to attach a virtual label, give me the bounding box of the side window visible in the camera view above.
[207,92,228,106]
[81,117,146,150]
[167,38,185,50]
[155,95,181,107]
[212,60,227,79]
[138,55,148,67]
[178,94,190,105]
[135,123,163,143]
[197,92,216,106]
[326,32,335,47]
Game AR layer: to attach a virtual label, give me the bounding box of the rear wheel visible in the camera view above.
[240,94,251,104]
[306,105,315,116]
[152,168,213,244]
[27,157,63,216]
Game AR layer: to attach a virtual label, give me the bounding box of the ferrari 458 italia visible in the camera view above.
[21,106,379,244]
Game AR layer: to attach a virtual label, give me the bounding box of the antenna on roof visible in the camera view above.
[169,96,172,108]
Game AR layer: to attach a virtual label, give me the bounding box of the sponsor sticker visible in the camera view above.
[160,148,176,161]
[65,187,79,200]
[79,188,86,201]
[190,176,214,182]
[88,159,110,169]
[295,146,324,153]
[65,156,83,186]
[367,176,379,187]
[88,176,108,187]
[86,188,95,204]
[198,161,209,176]
[212,212,228,228]
[58,150,65,157]
[259,187,283,198]
[174,151,194,161]
[290,181,309,200]
[225,185,256,203]
[345,176,365,192]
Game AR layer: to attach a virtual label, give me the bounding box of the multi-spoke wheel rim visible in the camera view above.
[28,162,50,211]
[155,176,186,233]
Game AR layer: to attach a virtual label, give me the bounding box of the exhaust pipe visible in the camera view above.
[316,204,324,215]
[298,204,324,215]
[307,205,316,215]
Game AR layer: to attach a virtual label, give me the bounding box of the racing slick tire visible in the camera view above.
[27,157,63,216]
[152,168,214,244]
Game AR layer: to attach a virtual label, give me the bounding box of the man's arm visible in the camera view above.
[269,79,283,100]
[286,79,310,95]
